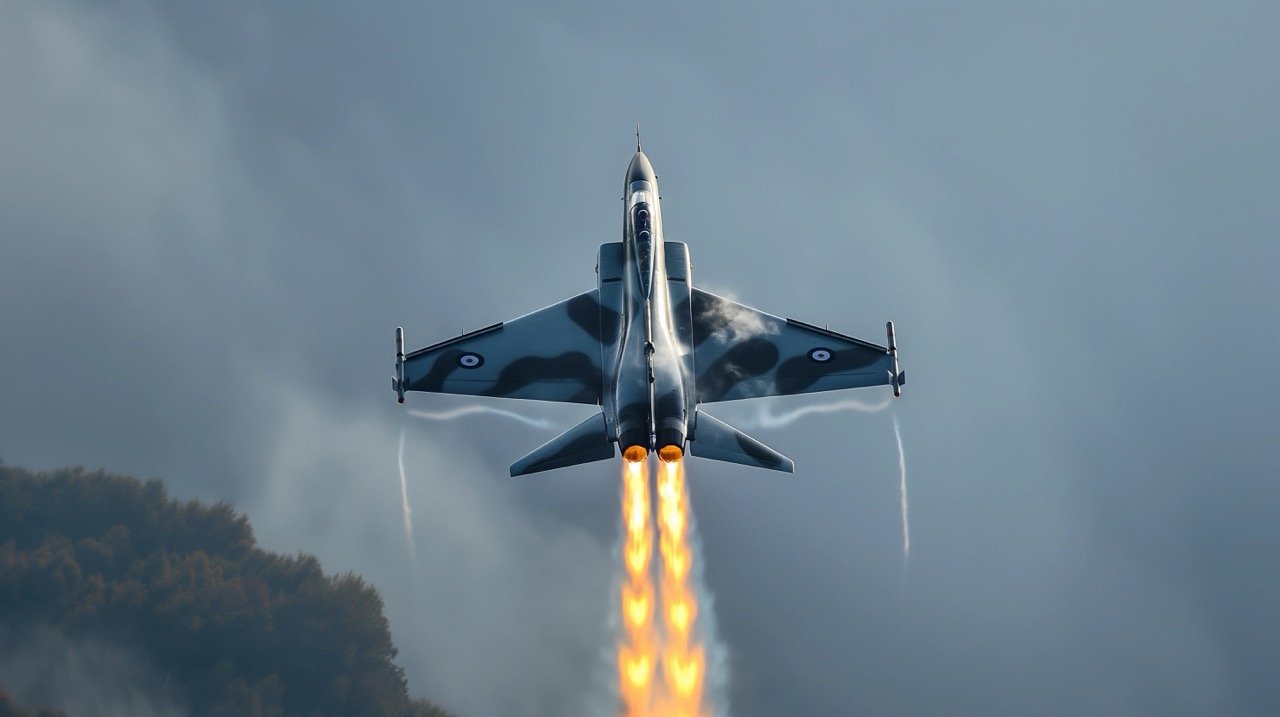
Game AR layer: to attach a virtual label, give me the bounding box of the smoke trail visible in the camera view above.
[408,405,556,430]
[397,428,416,560]
[738,397,891,429]
[892,412,909,567]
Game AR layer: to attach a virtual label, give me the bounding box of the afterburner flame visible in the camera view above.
[655,458,706,716]
[621,647,654,691]
[619,458,656,716]
[623,581,653,631]
[664,588,696,635]
[616,455,709,716]
[663,646,705,701]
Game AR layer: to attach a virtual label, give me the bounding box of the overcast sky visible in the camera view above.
[3,2,1279,715]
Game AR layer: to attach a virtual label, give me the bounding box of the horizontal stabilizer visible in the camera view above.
[689,410,795,474]
[510,412,615,477]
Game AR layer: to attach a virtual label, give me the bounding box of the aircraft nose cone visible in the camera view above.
[626,151,655,187]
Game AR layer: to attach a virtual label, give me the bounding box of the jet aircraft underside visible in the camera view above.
[394,147,904,475]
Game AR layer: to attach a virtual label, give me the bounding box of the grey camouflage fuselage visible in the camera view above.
[607,151,694,455]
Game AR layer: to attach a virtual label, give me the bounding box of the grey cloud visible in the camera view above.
[247,383,613,716]
[2,1,1278,715]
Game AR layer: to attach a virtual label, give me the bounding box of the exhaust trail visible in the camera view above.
[618,457,657,716]
[614,455,722,716]
[739,397,891,429]
[397,428,416,560]
[408,405,556,430]
[656,457,709,716]
[892,412,909,567]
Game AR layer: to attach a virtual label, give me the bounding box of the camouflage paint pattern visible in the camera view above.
[395,150,901,475]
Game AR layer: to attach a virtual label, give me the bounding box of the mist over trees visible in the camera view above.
[0,690,66,717]
[0,463,453,717]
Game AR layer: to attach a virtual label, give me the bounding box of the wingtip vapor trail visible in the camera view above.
[408,405,556,430]
[892,412,909,568]
[397,428,416,560]
[740,397,892,429]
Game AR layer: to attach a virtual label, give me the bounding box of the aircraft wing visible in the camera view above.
[398,290,614,405]
[689,288,898,404]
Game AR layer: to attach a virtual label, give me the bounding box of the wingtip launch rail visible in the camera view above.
[394,326,406,404]
[887,321,905,398]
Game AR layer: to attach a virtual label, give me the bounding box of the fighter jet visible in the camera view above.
[393,142,904,475]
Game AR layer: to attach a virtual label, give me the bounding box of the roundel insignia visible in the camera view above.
[808,347,833,363]
[457,352,484,369]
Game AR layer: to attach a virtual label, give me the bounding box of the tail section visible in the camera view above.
[510,412,615,477]
[512,410,794,476]
[688,410,795,473]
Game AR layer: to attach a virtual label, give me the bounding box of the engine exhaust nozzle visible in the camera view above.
[658,444,684,463]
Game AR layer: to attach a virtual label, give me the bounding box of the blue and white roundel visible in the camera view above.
[808,348,833,363]
[457,352,484,369]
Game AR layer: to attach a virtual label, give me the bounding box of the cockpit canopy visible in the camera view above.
[630,202,655,296]
[632,203,652,233]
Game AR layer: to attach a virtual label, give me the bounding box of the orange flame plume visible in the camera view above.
[656,457,707,716]
[619,457,656,716]
[617,454,709,717]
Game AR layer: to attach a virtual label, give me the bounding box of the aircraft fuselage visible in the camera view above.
[395,146,902,477]
[606,151,694,460]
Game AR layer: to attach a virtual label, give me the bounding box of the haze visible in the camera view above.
[2,2,1278,715]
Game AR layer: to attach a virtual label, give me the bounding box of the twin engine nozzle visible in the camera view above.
[622,443,685,464]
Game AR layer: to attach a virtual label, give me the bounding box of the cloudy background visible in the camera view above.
[3,2,1278,715]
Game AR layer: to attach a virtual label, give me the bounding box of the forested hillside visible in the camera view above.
[0,464,453,717]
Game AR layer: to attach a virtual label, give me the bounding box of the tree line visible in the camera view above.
[0,463,453,717]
